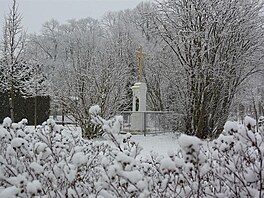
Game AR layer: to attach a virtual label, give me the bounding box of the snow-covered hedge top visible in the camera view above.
[1,109,264,197]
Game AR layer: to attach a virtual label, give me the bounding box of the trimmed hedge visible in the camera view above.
[0,91,50,125]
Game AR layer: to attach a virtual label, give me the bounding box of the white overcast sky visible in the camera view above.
[0,0,151,33]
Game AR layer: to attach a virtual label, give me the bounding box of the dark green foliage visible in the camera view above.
[0,91,10,120]
[0,91,50,125]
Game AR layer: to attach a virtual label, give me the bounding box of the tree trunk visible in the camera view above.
[9,82,15,122]
[34,96,37,128]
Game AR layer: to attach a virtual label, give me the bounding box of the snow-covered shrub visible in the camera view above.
[244,116,256,132]
[208,119,264,197]
[90,108,146,197]
[139,120,264,197]
[1,109,264,197]
[0,107,145,197]
[0,116,111,197]
[259,116,264,133]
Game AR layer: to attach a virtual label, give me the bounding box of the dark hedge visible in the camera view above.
[0,91,50,125]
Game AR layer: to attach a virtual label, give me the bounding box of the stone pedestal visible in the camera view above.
[130,82,147,132]
[131,82,147,112]
[131,112,145,132]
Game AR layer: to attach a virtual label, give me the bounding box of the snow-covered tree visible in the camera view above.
[27,14,143,138]
[150,0,264,138]
[27,19,61,84]
[101,10,144,110]
[21,61,49,127]
[0,0,31,122]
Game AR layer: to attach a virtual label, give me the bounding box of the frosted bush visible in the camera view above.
[1,110,264,197]
[0,116,111,197]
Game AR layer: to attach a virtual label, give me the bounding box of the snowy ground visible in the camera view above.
[60,125,181,157]
[6,124,180,156]
[91,130,181,158]
[130,133,180,157]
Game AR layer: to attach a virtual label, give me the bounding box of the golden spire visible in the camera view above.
[137,46,143,81]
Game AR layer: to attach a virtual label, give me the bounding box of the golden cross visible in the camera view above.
[137,46,144,81]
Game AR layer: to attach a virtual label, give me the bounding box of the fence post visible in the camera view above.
[143,112,146,136]
[62,108,65,126]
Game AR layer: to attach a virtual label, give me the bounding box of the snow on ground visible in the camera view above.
[94,131,181,159]
[26,125,180,157]
[0,120,183,160]
[131,133,180,157]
